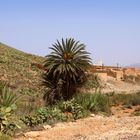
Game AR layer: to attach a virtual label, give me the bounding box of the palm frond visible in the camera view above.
[43,38,92,103]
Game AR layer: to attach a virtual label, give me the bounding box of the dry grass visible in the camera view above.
[0,42,45,97]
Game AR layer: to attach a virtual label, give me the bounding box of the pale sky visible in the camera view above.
[0,0,140,66]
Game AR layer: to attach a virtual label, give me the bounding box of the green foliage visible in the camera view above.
[0,84,21,136]
[42,76,64,105]
[109,92,140,106]
[0,107,19,136]
[0,81,6,93]
[133,111,140,116]
[21,115,42,127]
[43,38,91,104]
[21,98,90,127]
[0,133,13,140]
[21,92,112,127]
[59,99,89,119]
[21,107,66,127]
[0,107,12,133]
[0,86,20,108]
[37,107,66,124]
[74,93,111,115]
[84,74,103,92]
[131,107,140,116]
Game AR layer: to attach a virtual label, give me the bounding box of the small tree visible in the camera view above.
[43,38,91,105]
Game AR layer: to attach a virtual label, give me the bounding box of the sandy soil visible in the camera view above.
[15,80,140,140]
[15,106,140,140]
[102,80,140,94]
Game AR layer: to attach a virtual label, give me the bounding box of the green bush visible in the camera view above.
[0,133,13,140]
[0,84,21,136]
[131,107,140,116]
[59,99,89,119]
[0,81,6,93]
[109,92,140,106]
[74,93,111,115]
[21,98,89,127]
[133,111,140,116]
[0,107,20,136]
[21,115,40,127]
[21,107,66,127]
[21,93,112,127]
[132,111,140,116]
[37,107,66,124]
[84,74,103,92]
[0,85,21,108]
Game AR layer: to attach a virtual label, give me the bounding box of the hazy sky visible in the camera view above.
[0,0,140,66]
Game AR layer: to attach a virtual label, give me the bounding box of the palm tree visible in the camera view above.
[43,38,91,104]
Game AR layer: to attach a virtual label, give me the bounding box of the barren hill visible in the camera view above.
[1,42,140,96]
[0,42,45,96]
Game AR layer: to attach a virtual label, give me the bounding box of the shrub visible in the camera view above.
[109,92,140,106]
[0,84,21,136]
[131,107,140,116]
[84,74,103,92]
[0,133,13,140]
[21,93,112,127]
[37,107,66,124]
[0,81,6,93]
[0,107,20,136]
[21,107,66,127]
[0,85,21,108]
[133,111,140,116]
[59,99,89,119]
[21,114,44,127]
[21,98,89,127]
[74,93,111,115]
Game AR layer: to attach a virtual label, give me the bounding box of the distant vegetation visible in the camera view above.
[108,92,140,106]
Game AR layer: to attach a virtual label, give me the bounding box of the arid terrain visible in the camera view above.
[1,43,140,140]
[15,79,140,140]
[16,106,140,140]
[15,72,140,140]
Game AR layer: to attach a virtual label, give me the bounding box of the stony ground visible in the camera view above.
[103,80,140,94]
[15,106,140,140]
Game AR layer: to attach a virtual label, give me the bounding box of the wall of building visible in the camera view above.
[90,65,139,82]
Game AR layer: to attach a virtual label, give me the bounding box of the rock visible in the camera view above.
[43,124,52,129]
[24,131,40,138]
[96,115,105,119]
[54,122,66,128]
[28,138,33,140]
[90,114,95,117]
[67,122,77,126]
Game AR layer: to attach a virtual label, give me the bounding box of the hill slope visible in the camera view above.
[0,42,45,96]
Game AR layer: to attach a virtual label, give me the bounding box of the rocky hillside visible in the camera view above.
[0,42,45,96]
[1,42,140,97]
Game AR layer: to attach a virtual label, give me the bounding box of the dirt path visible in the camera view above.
[15,114,140,140]
[15,100,140,140]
